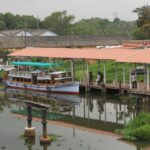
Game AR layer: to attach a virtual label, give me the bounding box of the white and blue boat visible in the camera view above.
[4,61,79,95]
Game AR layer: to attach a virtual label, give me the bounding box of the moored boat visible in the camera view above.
[4,61,79,95]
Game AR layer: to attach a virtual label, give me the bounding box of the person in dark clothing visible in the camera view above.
[89,71,93,85]
[96,71,104,86]
[131,72,137,88]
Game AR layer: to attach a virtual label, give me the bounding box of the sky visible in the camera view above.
[0,0,150,21]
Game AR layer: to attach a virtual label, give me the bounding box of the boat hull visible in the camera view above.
[5,81,79,95]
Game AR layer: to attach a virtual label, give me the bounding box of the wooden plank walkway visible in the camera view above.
[80,82,150,96]
[80,82,128,92]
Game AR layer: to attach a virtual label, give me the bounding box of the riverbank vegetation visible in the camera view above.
[116,112,150,141]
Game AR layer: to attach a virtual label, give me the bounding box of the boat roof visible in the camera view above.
[3,68,15,71]
[50,71,66,75]
[10,61,58,67]
[30,70,42,74]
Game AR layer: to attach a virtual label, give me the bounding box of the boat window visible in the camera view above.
[24,79,27,82]
[47,80,50,84]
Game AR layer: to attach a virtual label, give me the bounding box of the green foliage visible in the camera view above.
[130,125,150,141]
[22,15,40,29]
[0,50,12,62]
[43,11,75,35]
[0,20,6,30]
[73,18,135,36]
[0,11,135,36]
[3,12,16,29]
[133,5,150,39]
[116,112,150,141]
[0,13,41,30]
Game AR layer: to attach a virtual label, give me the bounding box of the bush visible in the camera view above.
[115,112,150,141]
[130,125,150,141]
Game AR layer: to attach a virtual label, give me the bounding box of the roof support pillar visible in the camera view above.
[147,65,149,90]
[103,63,106,84]
[70,59,75,81]
[115,63,118,85]
[86,60,89,92]
[129,67,132,89]
[123,64,126,86]
[98,60,100,71]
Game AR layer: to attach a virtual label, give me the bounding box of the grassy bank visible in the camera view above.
[116,112,150,141]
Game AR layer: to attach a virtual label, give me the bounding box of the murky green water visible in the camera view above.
[0,88,150,150]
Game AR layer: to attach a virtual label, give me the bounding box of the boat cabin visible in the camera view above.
[6,69,73,85]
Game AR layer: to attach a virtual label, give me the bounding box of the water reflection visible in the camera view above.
[1,88,150,150]
[4,88,149,126]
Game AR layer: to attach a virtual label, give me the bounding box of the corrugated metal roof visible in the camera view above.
[116,49,150,64]
[8,47,142,61]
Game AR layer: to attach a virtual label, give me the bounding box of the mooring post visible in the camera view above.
[24,104,35,137]
[27,104,32,128]
[40,109,51,145]
[42,109,47,138]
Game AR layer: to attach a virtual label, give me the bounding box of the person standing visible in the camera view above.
[89,71,93,85]
[96,71,101,85]
[131,72,137,88]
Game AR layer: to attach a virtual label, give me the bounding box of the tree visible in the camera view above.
[0,20,6,31]
[72,17,134,36]
[3,12,16,29]
[22,15,41,29]
[43,11,75,35]
[133,5,150,39]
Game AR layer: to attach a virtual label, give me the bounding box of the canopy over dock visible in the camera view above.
[8,47,143,61]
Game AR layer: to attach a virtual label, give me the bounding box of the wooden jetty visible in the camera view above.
[80,82,150,96]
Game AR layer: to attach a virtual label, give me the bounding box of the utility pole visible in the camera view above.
[24,17,27,47]
[37,15,40,30]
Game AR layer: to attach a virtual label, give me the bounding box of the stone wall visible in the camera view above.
[0,35,131,49]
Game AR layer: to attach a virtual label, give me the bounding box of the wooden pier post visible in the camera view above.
[72,105,75,120]
[24,104,35,137]
[40,109,51,145]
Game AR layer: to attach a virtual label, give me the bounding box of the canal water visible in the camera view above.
[0,88,150,150]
